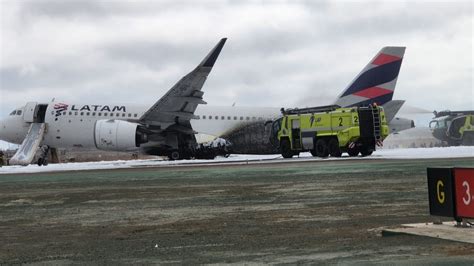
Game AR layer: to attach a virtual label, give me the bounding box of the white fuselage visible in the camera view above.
[0,102,281,150]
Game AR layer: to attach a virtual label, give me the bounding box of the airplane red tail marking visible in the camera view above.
[353,87,393,99]
[372,53,401,65]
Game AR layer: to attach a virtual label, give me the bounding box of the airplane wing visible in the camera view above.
[139,38,227,128]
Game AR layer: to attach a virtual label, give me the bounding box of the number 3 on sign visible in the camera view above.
[462,181,471,205]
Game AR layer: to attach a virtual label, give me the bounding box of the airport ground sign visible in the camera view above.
[427,168,456,218]
[428,167,474,220]
[453,168,474,219]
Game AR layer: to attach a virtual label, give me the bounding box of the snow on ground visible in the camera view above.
[0,146,473,175]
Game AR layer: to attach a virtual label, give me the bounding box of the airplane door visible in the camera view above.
[23,102,38,123]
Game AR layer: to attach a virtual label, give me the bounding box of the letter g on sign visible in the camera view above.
[437,180,445,204]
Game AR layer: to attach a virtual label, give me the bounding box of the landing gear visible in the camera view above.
[37,145,49,166]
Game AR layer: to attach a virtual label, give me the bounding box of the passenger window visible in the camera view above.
[69,112,72,115]
[92,112,96,116]
[17,110,22,115]
[215,116,218,120]
[104,113,108,117]
[116,113,120,117]
[134,114,138,117]
[86,112,90,116]
[80,112,84,116]
[98,113,102,116]
[9,110,16,115]
[75,112,78,116]
[227,116,231,120]
[221,116,225,120]
[63,112,66,115]
[246,117,250,120]
[122,113,126,117]
[203,115,206,119]
[240,116,243,120]
[128,113,132,117]
[209,116,212,120]
[234,116,237,120]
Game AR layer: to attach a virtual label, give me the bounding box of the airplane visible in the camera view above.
[0,39,411,165]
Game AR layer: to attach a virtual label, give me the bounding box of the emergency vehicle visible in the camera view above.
[270,104,389,158]
[429,111,474,146]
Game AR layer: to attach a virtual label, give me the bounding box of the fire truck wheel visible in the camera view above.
[328,138,342,157]
[168,150,181,160]
[360,147,373,157]
[280,139,293,158]
[315,138,329,158]
[347,147,359,157]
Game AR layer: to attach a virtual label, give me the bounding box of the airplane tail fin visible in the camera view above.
[334,46,406,107]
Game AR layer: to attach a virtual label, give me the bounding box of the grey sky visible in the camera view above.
[0,0,472,121]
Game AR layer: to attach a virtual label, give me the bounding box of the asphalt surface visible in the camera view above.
[1,157,474,264]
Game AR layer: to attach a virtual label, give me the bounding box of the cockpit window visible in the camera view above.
[16,110,22,116]
[9,110,16,115]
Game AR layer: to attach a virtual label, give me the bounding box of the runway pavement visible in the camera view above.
[1,157,473,264]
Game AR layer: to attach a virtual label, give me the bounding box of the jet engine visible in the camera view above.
[94,120,148,151]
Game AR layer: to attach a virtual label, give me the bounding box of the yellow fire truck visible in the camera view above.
[270,104,389,158]
[429,110,474,146]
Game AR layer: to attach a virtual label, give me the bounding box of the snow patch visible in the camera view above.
[0,147,472,175]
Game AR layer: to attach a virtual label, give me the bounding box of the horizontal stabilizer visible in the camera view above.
[382,100,405,123]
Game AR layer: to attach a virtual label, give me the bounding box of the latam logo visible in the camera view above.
[53,103,69,117]
[52,103,127,117]
[70,105,126,112]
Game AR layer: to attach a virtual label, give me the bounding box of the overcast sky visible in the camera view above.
[0,0,472,121]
